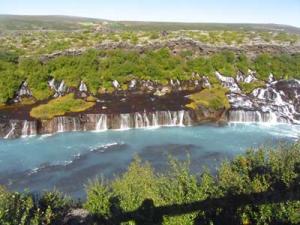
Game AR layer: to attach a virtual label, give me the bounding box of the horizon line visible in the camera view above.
[1,13,299,29]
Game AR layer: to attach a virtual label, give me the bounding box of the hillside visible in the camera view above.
[1,15,300,33]
[0,15,107,31]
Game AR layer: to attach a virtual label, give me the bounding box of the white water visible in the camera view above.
[57,117,65,132]
[95,114,108,131]
[4,122,17,139]
[120,114,131,130]
[229,110,278,123]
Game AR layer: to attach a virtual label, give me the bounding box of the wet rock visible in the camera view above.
[129,79,137,89]
[79,81,88,92]
[17,81,32,97]
[200,76,211,89]
[236,70,257,83]
[112,80,120,89]
[154,87,171,96]
[268,73,275,83]
[63,208,95,225]
[215,71,241,93]
[228,79,300,123]
[48,79,68,97]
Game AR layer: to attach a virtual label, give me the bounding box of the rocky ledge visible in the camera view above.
[1,70,300,139]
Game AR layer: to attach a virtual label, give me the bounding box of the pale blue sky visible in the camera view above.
[1,0,300,27]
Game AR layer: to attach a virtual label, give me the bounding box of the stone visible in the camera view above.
[112,80,120,88]
[79,81,88,92]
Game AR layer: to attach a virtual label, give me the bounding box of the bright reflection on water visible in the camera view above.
[0,123,299,198]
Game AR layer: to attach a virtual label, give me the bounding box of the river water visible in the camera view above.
[0,123,299,198]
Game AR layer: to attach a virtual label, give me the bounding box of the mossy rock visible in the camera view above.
[186,87,230,111]
[86,95,97,102]
[30,93,95,120]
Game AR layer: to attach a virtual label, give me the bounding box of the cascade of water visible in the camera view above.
[29,121,37,136]
[178,110,185,126]
[57,117,64,132]
[143,112,150,127]
[152,112,159,127]
[134,112,144,128]
[96,114,107,131]
[166,111,173,125]
[215,71,241,93]
[120,114,130,130]
[228,110,279,123]
[4,122,17,139]
[184,111,192,126]
[73,118,78,131]
[171,111,178,125]
[21,120,29,137]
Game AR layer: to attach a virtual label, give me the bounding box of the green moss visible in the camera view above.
[86,95,97,102]
[239,81,265,94]
[30,93,95,120]
[19,97,36,105]
[186,87,230,111]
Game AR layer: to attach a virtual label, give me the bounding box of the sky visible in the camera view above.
[1,0,300,27]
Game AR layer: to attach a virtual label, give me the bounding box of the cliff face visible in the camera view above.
[1,75,299,139]
[1,56,300,139]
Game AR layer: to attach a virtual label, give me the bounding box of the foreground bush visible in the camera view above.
[1,142,300,224]
[0,189,72,225]
[85,142,300,225]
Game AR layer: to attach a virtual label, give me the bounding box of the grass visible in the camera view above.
[186,87,230,111]
[30,93,95,120]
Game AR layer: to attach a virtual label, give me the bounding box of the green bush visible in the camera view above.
[84,142,300,225]
[1,48,300,104]
[0,188,72,225]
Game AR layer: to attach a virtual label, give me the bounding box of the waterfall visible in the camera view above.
[4,122,17,139]
[73,118,78,131]
[96,114,107,131]
[152,112,159,127]
[215,71,241,93]
[118,110,192,130]
[178,110,185,126]
[21,121,37,137]
[228,110,278,123]
[143,111,150,127]
[120,114,130,130]
[57,117,64,132]
[1,110,194,138]
[134,112,144,128]
[21,121,29,137]
[29,121,37,136]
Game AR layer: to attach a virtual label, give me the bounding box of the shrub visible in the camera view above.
[84,142,300,225]
[239,80,265,94]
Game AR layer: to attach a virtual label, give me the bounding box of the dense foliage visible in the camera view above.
[0,142,300,224]
[0,188,72,225]
[84,142,300,225]
[1,48,300,104]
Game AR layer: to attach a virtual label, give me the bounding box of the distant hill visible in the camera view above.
[0,14,300,34]
[120,21,300,34]
[0,15,107,31]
